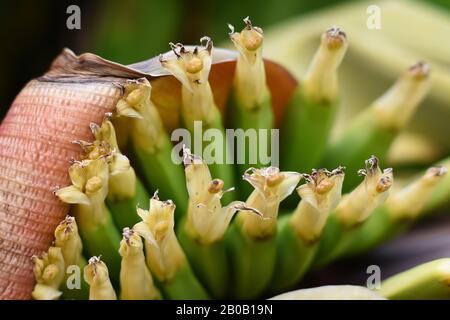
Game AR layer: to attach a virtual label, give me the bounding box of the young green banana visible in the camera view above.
[227,17,274,198]
[280,27,347,175]
[323,62,430,191]
[115,78,188,215]
[226,167,301,299]
[78,119,150,229]
[119,228,161,300]
[54,216,89,300]
[178,147,253,298]
[55,158,122,283]
[133,193,209,299]
[271,167,344,293]
[160,37,235,203]
[314,156,393,267]
[329,165,448,260]
[84,256,117,300]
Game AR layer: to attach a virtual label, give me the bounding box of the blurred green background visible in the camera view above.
[1,0,448,120]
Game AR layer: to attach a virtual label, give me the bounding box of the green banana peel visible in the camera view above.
[378,258,450,300]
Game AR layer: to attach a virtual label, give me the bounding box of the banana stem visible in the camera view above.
[270,215,318,293]
[228,91,273,198]
[133,138,188,216]
[226,221,277,299]
[158,263,210,300]
[177,219,230,299]
[281,90,338,174]
[322,110,394,192]
[378,259,450,300]
[281,27,347,178]
[107,177,149,230]
[75,204,122,286]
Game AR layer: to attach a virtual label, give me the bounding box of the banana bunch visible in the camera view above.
[25,13,450,300]
[263,0,450,165]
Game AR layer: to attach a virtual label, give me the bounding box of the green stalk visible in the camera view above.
[107,178,149,230]
[75,204,122,284]
[227,18,274,198]
[177,224,229,298]
[132,138,187,213]
[270,215,317,293]
[323,62,430,192]
[280,27,347,175]
[378,259,450,300]
[228,91,273,198]
[226,221,277,299]
[157,263,209,300]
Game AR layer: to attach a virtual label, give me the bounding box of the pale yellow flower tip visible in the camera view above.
[54,215,84,267]
[388,165,447,220]
[239,167,301,239]
[84,256,117,300]
[183,146,258,244]
[55,158,110,205]
[160,37,213,93]
[229,17,268,110]
[133,192,185,281]
[31,247,65,300]
[229,16,264,60]
[303,26,348,103]
[243,166,301,204]
[119,227,144,257]
[90,119,119,151]
[291,167,345,243]
[160,38,219,129]
[119,228,161,300]
[115,78,152,119]
[373,61,431,131]
[336,156,393,227]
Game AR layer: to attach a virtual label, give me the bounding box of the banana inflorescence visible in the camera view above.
[31,14,450,300]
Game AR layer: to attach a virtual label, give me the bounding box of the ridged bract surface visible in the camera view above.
[0,79,121,299]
